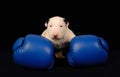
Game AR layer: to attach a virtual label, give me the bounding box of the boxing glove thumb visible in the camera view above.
[99,37,109,52]
[13,37,24,51]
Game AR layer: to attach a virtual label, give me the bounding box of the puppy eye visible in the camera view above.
[49,25,52,27]
[60,25,63,27]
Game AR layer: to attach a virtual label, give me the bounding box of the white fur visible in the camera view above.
[41,16,76,58]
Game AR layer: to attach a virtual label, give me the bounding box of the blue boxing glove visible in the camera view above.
[12,34,54,70]
[67,35,109,67]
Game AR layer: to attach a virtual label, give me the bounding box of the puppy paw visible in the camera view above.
[55,52,65,59]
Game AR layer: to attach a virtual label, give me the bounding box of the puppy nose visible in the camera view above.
[53,34,58,38]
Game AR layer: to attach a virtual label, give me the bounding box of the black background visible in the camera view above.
[0,1,120,77]
[0,3,119,51]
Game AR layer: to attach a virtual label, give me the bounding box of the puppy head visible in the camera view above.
[45,16,69,40]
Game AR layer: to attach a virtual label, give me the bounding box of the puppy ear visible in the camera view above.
[66,21,69,27]
[45,19,49,27]
[45,22,48,27]
[64,18,69,27]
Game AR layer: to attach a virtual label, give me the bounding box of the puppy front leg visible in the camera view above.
[55,51,65,59]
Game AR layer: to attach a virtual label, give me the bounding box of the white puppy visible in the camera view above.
[41,16,76,58]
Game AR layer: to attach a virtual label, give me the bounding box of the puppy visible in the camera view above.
[41,16,76,58]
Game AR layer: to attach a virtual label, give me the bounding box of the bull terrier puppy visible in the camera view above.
[41,16,76,58]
